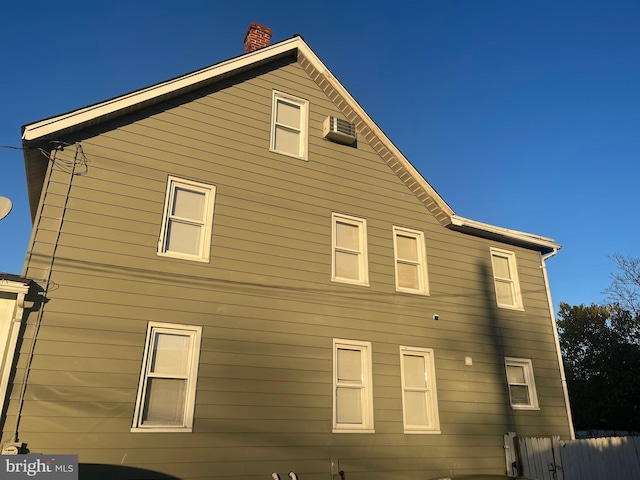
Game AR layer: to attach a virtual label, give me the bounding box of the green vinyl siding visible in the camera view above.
[7,55,571,479]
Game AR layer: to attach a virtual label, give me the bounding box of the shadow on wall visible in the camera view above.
[79,464,180,480]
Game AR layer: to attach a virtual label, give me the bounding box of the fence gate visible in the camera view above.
[516,436,562,480]
[514,435,640,480]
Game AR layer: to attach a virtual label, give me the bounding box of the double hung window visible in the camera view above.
[332,213,369,286]
[158,176,216,262]
[400,346,440,433]
[333,339,374,433]
[132,322,202,431]
[505,357,539,410]
[393,226,429,295]
[270,91,309,160]
[490,247,524,310]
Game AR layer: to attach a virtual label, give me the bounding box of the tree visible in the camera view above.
[605,254,640,330]
[557,302,640,431]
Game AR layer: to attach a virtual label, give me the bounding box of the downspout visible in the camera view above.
[541,248,575,439]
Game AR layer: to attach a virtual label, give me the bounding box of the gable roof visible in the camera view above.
[21,35,560,254]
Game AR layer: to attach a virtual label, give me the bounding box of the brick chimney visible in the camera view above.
[244,22,273,53]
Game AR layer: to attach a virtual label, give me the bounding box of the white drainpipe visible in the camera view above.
[541,248,575,439]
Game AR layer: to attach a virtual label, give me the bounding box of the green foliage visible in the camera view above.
[558,302,640,431]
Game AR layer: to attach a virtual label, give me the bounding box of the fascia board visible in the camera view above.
[0,279,30,295]
[450,215,561,253]
[22,37,303,142]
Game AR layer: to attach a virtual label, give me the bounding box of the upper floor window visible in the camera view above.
[400,346,440,433]
[158,176,216,262]
[332,213,369,286]
[333,339,374,433]
[132,322,203,432]
[393,226,429,295]
[270,90,309,160]
[490,247,523,310]
[505,357,539,410]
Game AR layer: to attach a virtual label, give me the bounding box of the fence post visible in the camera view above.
[504,431,519,476]
[551,435,564,480]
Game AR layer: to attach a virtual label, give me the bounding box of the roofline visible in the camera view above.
[449,215,561,253]
[21,35,558,253]
[0,274,31,294]
[21,37,303,142]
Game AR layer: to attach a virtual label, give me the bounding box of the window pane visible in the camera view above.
[336,387,362,424]
[335,251,360,280]
[167,220,202,255]
[495,280,515,306]
[405,391,428,426]
[337,348,362,383]
[274,126,300,155]
[403,354,427,388]
[276,101,301,128]
[398,263,419,290]
[151,333,190,375]
[172,188,205,221]
[143,378,186,425]
[493,255,511,279]
[510,385,531,405]
[397,235,418,261]
[336,222,359,250]
[507,365,526,384]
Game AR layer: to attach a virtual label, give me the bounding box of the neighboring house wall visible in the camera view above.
[5,53,571,479]
[0,275,30,428]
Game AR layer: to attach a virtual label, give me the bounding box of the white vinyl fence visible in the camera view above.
[510,435,640,480]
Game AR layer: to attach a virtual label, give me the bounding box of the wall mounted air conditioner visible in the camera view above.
[323,116,356,145]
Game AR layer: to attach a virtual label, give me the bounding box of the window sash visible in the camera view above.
[132,323,202,431]
[393,227,429,294]
[158,177,216,262]
[490,248,523,309]
[333,339,374,432]
[332,214,369,285]
[400,346,440,433]
[505,357,539,409]
[270,91,308,159]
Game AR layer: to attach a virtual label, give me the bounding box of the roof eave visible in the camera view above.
[21,37,303,143]
[20,34,559,254]
[449,215,561,254]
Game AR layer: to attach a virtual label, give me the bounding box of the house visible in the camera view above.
[0,274,32,421]
[4,23,573,480]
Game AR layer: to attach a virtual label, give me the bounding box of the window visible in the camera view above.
[332,213,369,286]
[132,322,202,432]
[393,226,429,295]
[333,339,374,433]
[270,91,309,160]
[505,357,539,410]
[158,176,216,262]
[400,346,440,433]
[490,247,524,310]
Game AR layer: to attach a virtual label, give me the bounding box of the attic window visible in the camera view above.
[270,91,309,160]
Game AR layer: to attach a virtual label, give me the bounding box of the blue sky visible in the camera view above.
[1,0,639,312]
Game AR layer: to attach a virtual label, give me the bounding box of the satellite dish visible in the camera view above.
[0,197,12,221]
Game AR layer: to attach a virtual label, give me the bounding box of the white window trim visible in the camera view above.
[400,346,440,434]
[132,322,203,432]
[270,90,309,160]
[490,247,524,310]
[157,176,216,263]
[333,339,374,433]
[505,357,540,410]
[331,213,370,286]
[393,226,430,295]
